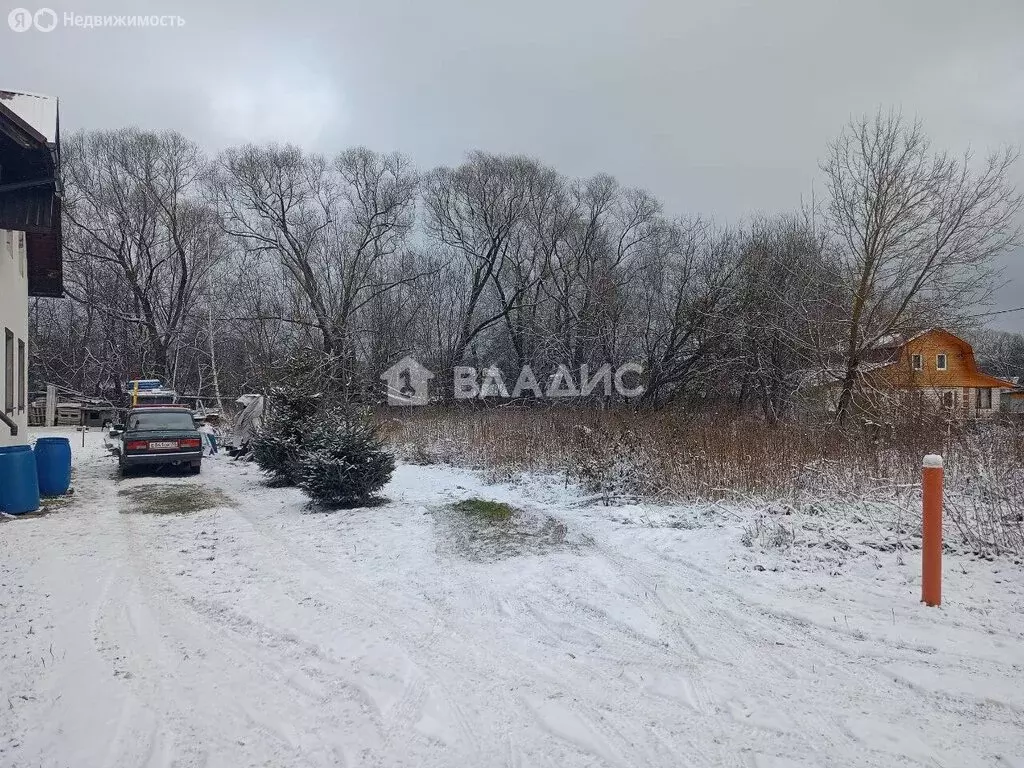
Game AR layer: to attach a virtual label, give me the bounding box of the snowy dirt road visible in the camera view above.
[2,430,1023,768]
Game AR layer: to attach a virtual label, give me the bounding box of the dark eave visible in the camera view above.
[0,98,49,149]
[0,95,62,297]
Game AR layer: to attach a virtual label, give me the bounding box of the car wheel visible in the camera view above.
[119,461,133,477]
[188,462,202,475]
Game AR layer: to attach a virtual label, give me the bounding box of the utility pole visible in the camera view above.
[207,233,223,411]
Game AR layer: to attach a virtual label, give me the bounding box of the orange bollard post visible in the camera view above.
[921,454,944,607]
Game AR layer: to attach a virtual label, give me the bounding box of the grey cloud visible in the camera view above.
[3,0,1022,327]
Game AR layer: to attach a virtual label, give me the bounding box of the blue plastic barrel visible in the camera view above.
[34,437,72,497]
[0,445,41,515]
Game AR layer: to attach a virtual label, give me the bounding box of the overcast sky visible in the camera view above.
[3,0,1023,329]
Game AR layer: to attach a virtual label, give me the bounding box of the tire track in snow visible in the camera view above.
[205,476,684,766]
[26,442,1018,768]
[102,480,369,767]
[591,529,1023,767]
[121,478,490,767]
[207,486,494,760]
[662,548,1024,736]
[582,532,889,767]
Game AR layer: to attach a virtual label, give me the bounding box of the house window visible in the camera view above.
[976,387,993,410]
[17,339,25,412]
[936,354,948,371]
[942,390,955,408]
[4,329,13,414]
[911,354,923,371]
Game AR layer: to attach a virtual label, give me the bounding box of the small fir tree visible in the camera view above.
[297,411,396,508]
[250,387,321,486]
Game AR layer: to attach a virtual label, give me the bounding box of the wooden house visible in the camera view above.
[860,328,1015,416]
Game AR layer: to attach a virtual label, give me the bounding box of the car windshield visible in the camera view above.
[128,411,195,431]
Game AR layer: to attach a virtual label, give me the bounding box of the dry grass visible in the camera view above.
[117,484,235,515]
[380,404,1024,556]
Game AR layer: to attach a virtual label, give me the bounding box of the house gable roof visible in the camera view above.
[866,327,1015,389]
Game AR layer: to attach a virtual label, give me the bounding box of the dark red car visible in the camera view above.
[115,406,203,475]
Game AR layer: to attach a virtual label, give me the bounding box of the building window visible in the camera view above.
[4,329,13,414]
[942,390,955,408]
[976,387,993,410]
[911,354,923,371]
[936,354,948,371]
[17,339,26,412]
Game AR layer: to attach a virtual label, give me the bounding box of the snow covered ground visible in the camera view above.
[2,428,1023,768]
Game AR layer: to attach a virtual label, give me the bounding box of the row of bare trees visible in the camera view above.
[29,110,1023,421]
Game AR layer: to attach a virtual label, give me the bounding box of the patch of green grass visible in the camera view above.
[432,503,580,562]
[118,484,234,515]
[450,498,517,521]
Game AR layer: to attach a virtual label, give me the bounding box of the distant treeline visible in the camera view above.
[29,109,1023,422]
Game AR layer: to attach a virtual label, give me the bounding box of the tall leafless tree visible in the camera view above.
[61,128,221,385]
[823,110,1022,422]
[211,144,422,390]
[632,220,745,407]
[727,213,840,423]
[422,152,551,372]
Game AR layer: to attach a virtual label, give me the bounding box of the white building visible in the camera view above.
[0,90,62,447]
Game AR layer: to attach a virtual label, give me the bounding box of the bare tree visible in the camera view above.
[538,177,660,375]
[970,327,1024,380]
[211,145,421,390]
[632,220,744,407]
[61,128,220,384]
[727,213,840,423]
[823,110,1022,421]
[422,152,551,372]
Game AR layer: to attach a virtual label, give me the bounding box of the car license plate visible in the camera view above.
[150,440,178,450]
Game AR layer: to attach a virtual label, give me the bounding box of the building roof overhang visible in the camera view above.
[0,90,62,298]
